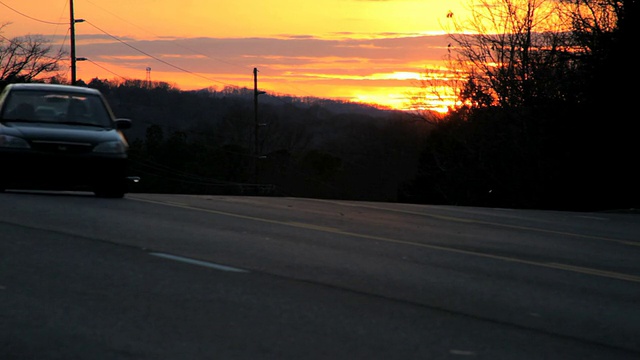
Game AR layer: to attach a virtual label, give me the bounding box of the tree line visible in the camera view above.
[2,0,637,211]
[405,0,638,211]
[83,78,431,202]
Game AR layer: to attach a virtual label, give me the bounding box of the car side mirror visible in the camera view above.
[115,118,132,130]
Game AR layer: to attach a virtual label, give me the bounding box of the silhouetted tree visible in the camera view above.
[558,0,639,209]
[444,0,578,109]
[0,24,64,84]
[405,0,638,210]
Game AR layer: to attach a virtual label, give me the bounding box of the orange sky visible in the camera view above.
[1,0,467,111]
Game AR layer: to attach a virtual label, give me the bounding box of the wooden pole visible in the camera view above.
[253,68,267,185]
[70,0,77,84]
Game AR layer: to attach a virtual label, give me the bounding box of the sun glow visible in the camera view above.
[74,59,457,114]
[4,0,467,114]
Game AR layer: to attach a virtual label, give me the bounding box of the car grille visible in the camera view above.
[30,140,93,154]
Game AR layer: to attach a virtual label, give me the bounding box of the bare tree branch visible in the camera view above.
[443,0,578,109]
[0,25,65,83]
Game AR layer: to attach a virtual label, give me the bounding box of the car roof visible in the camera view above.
[5,83,102,95]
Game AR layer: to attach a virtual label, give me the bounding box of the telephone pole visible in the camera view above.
[253,68,266,184]
[69,0,84,85]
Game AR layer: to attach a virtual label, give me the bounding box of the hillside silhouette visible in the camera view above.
[79,75,636,212]
[82,78,430,203]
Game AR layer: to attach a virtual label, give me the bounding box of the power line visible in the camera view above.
[0,0,243,89]
[0,0,69,79]
[1,0,319,102]
[83,20,239,88]
[85,59,128,81]
[0,0,67,25]
[58,28,70,57]
[82,0,246,72]
[78,1,317,99]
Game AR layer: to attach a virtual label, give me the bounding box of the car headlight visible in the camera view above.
[0,134,30,149]
[93,140,128,154]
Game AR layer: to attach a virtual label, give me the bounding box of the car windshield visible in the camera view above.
[1,90,113,127]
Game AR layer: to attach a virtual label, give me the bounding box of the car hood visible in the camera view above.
[1,122,123,144]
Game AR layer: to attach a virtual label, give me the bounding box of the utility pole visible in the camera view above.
[69,0,84,85]
[70,0,77,84]
[253,67,266,184]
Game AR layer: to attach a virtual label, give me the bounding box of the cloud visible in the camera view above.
[76,33,450,75]
[71,32,454,109]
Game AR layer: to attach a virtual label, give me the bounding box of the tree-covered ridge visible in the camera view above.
[83,78,429,202]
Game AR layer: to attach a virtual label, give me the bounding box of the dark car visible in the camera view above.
[0,83,134,198]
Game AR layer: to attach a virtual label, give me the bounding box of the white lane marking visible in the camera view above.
[130,197,640,282]
[450,349,476,356]
[150,252,249,273]
[576,215,607,220]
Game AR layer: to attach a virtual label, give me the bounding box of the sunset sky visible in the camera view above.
[1,0,467,111]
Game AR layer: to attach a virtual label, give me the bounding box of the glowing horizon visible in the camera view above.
[0,0,468,112]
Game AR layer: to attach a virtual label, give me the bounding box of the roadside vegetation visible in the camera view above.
[1,0,636,211]
[407,0,637,211]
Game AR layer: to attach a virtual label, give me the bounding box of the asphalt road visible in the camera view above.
[1,190,639,359]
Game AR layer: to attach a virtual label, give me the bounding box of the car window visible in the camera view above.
[2,90,113,127]
[5,102,36,120]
